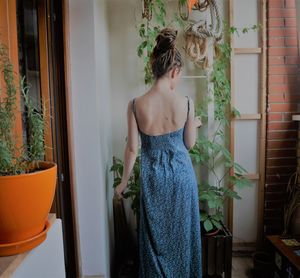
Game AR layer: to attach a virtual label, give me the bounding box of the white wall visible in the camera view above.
[68,0,113,276]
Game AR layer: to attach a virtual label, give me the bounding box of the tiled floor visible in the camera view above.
[232,255,254,278]
[115,251,258,278]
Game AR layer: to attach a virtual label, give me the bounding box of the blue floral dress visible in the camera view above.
[132,96,202,278]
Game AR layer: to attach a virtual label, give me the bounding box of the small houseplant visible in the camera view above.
[0,43,57,256]
[111,153,141,223]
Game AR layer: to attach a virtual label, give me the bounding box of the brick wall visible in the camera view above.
[265,0,300,235]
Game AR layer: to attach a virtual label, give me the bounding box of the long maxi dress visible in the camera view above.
[132,96,202,278]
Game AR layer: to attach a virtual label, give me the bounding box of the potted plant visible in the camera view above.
[0,44,57,256]
[111,153,141,277]
[111,154,141,229]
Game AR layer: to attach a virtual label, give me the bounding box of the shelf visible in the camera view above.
[0,214,56,277]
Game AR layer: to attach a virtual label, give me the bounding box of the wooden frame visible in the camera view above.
[0,0,79,276]
[235,47,262,54]
[62,0,81,276]
[38,0,54,162]
[257,0,267,248]
[228,0,267,249]
[234,114,262,120]
[0,0,22,146]
[228,0,235,233]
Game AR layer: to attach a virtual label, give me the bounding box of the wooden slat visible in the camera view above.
[234,48,262,54]
[62,0,80,276]
[257,0,267,249]
[228,0,234,232]
[234,114,261,120]
[38,0,54,162]
[244,173,260,180]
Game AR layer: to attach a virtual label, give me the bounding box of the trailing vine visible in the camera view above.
[137,0,167,84]
[189,23,260,231]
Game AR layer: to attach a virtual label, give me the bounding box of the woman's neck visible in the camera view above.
[151,77,174,95]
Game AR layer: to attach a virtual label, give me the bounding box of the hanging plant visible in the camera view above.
[137,0,167,84]
[183,0,222,69]
[189,23,261,231]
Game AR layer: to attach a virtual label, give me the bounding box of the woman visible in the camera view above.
[114,28,202,277]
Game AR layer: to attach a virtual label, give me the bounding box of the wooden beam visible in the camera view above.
[244,173,260,180]
[38,0,54,162]
[228,0,234,232]
[235,48,262,54]
[62,0,81,276]
[234,114,262,120]
[257,0,267,249]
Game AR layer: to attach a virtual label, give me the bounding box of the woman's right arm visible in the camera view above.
[183,98,201,150]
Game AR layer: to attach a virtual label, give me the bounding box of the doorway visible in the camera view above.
[16,0,77,276]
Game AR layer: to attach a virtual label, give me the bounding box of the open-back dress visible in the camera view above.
[132,96,202,278]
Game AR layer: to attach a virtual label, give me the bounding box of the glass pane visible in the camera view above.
[234,120,258,173]
[233,0,259,48]
[234,54,260,114]
[17,0,42,143]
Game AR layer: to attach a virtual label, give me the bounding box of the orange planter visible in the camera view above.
[0,162,57,254]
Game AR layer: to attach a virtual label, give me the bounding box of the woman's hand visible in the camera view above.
[194,116,202,128]
[114,181,127,200]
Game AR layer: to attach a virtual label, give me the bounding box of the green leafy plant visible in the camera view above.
[136,0,189,84]
[111,153,141,216]
[0,43,46,176]
[136,0,167,84]
[189,23,261,232]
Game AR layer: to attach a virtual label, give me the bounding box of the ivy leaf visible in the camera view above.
[232,107,241,118]
[242,27,249,34]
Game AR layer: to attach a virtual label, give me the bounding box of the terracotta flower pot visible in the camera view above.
[0,161,57,254]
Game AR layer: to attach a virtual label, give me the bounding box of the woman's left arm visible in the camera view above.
[114,100,139,199]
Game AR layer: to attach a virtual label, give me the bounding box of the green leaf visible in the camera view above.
[211,219,222,229]
[200,211,208,221]
[203,219,213,231]
[232,107,241,118]
[242,27,249,34]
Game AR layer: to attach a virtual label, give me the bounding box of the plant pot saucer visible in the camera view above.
[0,220,51,256]
[204,228,220,236]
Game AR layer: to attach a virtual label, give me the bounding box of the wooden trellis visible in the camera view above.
[228,0,267,248]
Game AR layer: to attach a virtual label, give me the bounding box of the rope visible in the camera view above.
[183,0,222,68]
[186,0,222,41]
[179,0,210,20]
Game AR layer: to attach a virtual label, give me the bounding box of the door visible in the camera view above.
[16,0,78,276]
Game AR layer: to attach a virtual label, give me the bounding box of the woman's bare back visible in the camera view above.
[133,91,188,136]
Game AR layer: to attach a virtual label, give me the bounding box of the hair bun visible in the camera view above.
[150,27,183,79]
[155,28,178,54]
